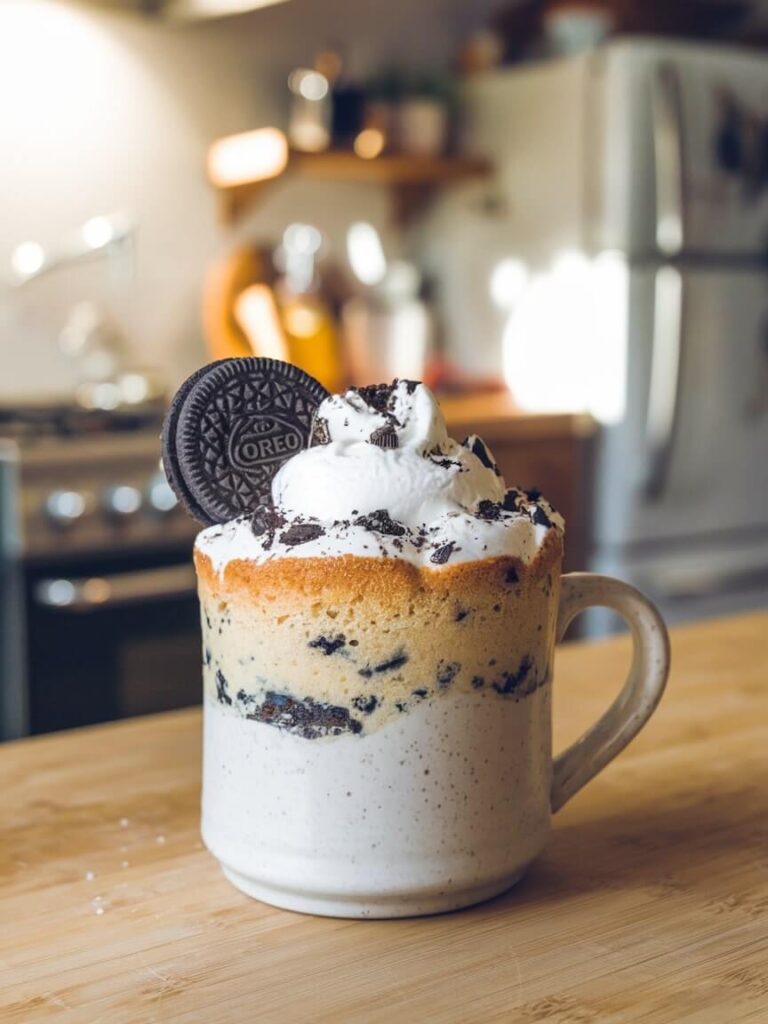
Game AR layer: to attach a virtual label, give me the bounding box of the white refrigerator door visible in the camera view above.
[592,39,768,257]
[595,263,768,549]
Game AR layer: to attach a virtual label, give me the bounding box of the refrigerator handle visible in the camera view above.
[644,266,684,501]
[651,61,685,256]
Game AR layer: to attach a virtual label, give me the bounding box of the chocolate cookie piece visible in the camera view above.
[430,541,456,565]
[162,358,329,525]
[436,660,460,688]
[351,694,379,715]
[353,509,407,537]
[369,424,399,449]
[309,414,331,446]
[492,655,535,696]
[279,522,325,546]
[358,650,409,678]
[462,434,501,476]
[309,633,346,656]
[250,505,287,549]
[246,690,362,739]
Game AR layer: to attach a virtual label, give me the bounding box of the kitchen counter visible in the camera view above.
[2,611,767,1023]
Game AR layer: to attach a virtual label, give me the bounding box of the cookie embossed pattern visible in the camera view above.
[162,358,328,526]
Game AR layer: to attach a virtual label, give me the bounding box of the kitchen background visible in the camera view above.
[2,0,767,739]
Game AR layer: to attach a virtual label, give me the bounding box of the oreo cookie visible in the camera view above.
[162,358,329,525]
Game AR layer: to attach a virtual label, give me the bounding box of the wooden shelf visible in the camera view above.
[218,150,492,224]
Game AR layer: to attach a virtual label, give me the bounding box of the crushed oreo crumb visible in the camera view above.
[429,454,460,470]
[436,660,460,689]
[430,542,456,565]
[310,415,331,446]
[351,694,379,715]
[505,566,520,585]
[525,487,542,501]
[493,655,535,696]
[463,435,501,476]
[502,489,521,512]
[353,382,400,417]
[250,506,287,549]
[204,646,212,666]
[354,509,407,536]
[215,669,232,706]
[455,608,470,622]
[476,499,502,521]
[411,688,428,699]
[358,650,409,678]
[309,633,346,656]
[370,425,399,449]
[280,522,325,546]
[395,701,407,713]
[471,675,485,689]
[246,690,362,739]
[531,505,552,528]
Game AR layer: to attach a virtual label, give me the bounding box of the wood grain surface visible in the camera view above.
[1,611,767,1024]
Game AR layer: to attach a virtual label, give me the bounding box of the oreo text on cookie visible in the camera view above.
[162,358,329,525]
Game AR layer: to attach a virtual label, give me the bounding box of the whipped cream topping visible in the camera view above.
[196,380,563,570]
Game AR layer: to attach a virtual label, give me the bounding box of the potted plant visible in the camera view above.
[398,74,455,158]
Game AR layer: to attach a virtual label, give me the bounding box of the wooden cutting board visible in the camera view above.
[1,611,767,1023]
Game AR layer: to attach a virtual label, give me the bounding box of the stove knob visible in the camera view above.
[45,490,87,527]
[147,472,178,515]
[103,484,143,519]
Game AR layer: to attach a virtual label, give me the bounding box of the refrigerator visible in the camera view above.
[424,39,768,630]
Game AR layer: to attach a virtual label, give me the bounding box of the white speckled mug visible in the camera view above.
[200,570,669,918]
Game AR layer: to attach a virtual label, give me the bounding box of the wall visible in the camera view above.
[0,0,493,400]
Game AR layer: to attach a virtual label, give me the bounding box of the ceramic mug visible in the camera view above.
[201,571,669,918]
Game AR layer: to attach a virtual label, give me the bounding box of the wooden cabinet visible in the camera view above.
[441,395,596,573]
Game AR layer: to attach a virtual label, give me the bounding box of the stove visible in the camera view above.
[0,401,200,739]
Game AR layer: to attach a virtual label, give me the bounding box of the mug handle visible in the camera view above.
[551,573,670,813]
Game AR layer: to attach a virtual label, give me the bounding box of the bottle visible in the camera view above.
[274,224,344,393]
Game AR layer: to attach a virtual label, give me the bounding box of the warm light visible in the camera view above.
[289,119,329,153]
[283,303,322,339]
[489,258,528,310]
[84,382,122,410]
[11,241,45,278]
[347,222,387,287]
[81,578,111,604]
[119,373,150,404]
[288,68,329,102]
[81,216,116,250]
[234,285,288,360]
[502,250,628,424]
[207,128,288,187]
[165,0,292,18]
[354,129,385,160]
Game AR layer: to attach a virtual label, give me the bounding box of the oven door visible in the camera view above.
[26,553,201,734]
